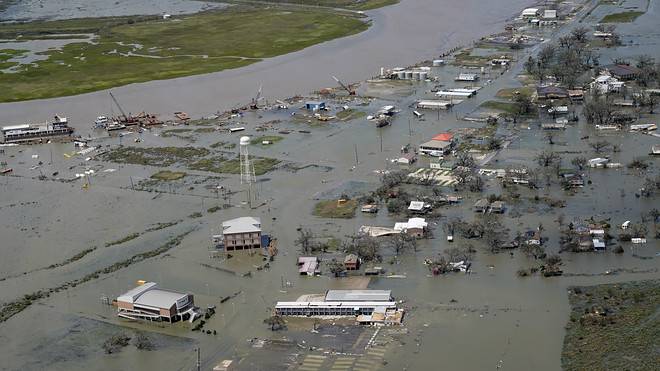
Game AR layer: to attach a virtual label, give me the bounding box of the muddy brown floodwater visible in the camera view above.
[1,0,659,370]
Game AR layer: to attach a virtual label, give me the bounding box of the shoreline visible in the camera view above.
[0,0,535,126]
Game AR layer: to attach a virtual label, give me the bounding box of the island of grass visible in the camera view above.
[190,157,280,175]
[336,108,366,121]
[0,49,27,70]
[562,280,660,371]
[101,146,210,166]
[480,100,538,118]
[600,11,644,23]
[251,135,283,145]
[151,170,187,181]
[0,5,370,102]
[313,199,358,218]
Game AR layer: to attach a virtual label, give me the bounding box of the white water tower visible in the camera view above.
[239,136,255,184]
[239,136,256,206]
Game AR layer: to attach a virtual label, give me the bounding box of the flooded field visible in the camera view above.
[1,0,659,370]
[0,0,224,21]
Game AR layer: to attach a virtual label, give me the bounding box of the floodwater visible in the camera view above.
[0,0,533,126]
[1,0,659,370]
[0,0,224,21]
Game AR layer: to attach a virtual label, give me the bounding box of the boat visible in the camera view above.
[174,111,190,122]
[1,168,13,174]
[106,122,126,131]
[1,115,73,144]
[94,116,109,128]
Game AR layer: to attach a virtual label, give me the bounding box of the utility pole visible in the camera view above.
[354,144,358,165]
[196,347,201,371]
[379,130,383,152]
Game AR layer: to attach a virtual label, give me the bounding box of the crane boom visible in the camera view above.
[332,75,355,95]
[109,91,128,119]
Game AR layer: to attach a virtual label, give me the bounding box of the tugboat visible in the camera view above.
[106,121,126,131]
[93,116,109,129]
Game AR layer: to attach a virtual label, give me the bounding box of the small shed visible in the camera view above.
[543,10,557,19]
[456,73,479,82]
[537,86,568,99]
[474,199,489,213]
[305,101,326,111]
[490,201,505,213]
[593,239,606,251]
[344,254,360,270]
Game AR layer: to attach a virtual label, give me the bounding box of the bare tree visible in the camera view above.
[570,26,590,43]
[388,233,417,256]
[571,156,587,170]
[583,90,615,126]
[295,228,316,254]
[545,132,556,145]
[264,315,286,331]
[590,140,611,154]
[535,151,561,167]
[636,55,657,87]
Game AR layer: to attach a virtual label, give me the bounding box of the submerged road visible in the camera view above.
[0,0,533,127]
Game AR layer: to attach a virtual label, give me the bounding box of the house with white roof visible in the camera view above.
[214,216,263,252]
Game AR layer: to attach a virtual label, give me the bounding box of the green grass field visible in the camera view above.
[562,280,659,370]
[600,11,644,23]
[313,199,358,218]
[0,6,369,102]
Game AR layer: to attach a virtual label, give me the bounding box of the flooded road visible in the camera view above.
[0,0,533,126]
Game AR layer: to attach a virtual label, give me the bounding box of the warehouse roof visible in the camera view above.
[117,282,188,310]
[135,289,187,309]
[325,290,392,302]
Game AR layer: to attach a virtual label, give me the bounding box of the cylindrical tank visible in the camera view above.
[240,136,250,146]
[433,59,444,66]
[412,71,420,80]
[397,71,405,79]
[405,71,413,79]
[419,71,428,80]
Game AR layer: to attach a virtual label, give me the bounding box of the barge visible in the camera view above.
[1,116,73,143]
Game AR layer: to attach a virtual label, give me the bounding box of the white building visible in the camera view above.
[456,73,479,82]
[116,282,199,323]
[591,73,624,93]
[521,8,540,18]
[543,10,557,19]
